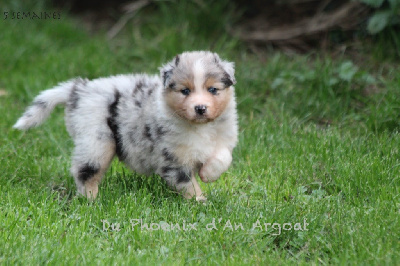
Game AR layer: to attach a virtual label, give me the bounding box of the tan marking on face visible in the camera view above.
[164,58,233,124]
[165,74,232,123]
[201,77,232,121]
[164,77,195,122]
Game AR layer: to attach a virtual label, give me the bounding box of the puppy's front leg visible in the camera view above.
[179,175,207,202]
[160,167,206,201]
[199,147,232,183]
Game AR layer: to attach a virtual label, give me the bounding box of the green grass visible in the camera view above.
[1,0,400,264]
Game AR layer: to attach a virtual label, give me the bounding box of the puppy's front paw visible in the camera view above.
[199,148,232,183]
[199,163,220,183]
[195,195,207,202]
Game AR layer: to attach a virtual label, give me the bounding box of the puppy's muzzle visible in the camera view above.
[194,105,207,116]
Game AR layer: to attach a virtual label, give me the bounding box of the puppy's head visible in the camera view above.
[160,51,236,124]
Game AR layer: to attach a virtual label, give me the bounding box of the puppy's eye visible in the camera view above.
[208,87,218,95]
[181,88,190,96]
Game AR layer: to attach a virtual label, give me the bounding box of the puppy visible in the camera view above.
[14,51,238,201]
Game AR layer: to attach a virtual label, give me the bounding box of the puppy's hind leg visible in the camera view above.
[71,140,115,200]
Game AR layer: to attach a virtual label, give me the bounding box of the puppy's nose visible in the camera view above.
[194,105,207,115]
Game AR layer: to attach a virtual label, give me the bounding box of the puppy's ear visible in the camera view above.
[160,64,173,88]
[160,55,180,88]
[214,53,236,87]
[174,54,180,66]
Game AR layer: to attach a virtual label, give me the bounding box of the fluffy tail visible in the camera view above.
[13,79,80,130]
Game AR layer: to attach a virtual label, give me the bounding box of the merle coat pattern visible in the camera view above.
[14,51,238,201]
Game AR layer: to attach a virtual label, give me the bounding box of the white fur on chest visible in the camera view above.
[171,124,217,167]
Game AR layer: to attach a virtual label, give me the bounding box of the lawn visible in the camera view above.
[1,1,399,264]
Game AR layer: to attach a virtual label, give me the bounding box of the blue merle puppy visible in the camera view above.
[14,51,238,201]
